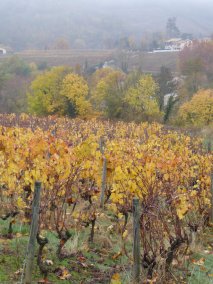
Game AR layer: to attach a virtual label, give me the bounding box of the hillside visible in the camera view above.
[0,0,212,50]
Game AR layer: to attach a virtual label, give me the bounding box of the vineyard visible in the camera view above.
[0,114,212,283]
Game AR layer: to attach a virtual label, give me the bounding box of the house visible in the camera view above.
[164,38,192,51]
[0,44,12,55]
[103,60,116,69]
[0,47,7,55]
[149,38,193,53]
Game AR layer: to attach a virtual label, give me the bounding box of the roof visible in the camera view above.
[165,38,182,43]
[0,44,12,51]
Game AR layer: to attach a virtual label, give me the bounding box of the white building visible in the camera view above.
[103,60,115,68]
[164,38,192,51]
[149,38,193,53]
[164,92,178,106]
[0,47,7,55]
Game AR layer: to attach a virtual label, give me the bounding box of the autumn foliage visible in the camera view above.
[179,40,213,80]
[28,67,91,117]
[178,89,213,126]
[0,114,212,281]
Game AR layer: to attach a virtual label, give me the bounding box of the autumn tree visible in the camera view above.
[60,73,91,116]
[91,67,126,118]
[0,56,34,113]
[177,89,213,127]
[179,40,213,96]
[28,66,92,117]
[124,74,162,122]
[180,40,213,80]
[154,66,179,123]
[28,66,71,116]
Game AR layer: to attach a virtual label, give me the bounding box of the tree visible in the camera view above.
[155,66,179,123]
[28,67,92,117]
[177,89,213,127]
[60,73,91,116]
[163,95,179,123]
[156,66,174,110]
[166,17,180,38]
[2,56,31,76]
[124,74,162,122]
[180,40,213,81]
[118,37,130,49]
[27,66,71,115]
[0,75,30,113]
[150,32,165,50]
[91,67,126,118]
[179,40,213,98]
[141,33,152,51]
[0,69,7,92]
[53,38,70,50]
[0,57,33,113]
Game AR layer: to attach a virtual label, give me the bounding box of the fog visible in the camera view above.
[0,0,212,50]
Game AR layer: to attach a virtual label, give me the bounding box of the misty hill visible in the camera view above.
[0,0,212,50]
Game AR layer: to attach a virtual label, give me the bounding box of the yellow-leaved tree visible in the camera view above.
[60,73,92,116]
[91,67,126,118]
[178,89,213,126]
[124,74,162,122]
[28,67,92,117]
[27,66,71,115]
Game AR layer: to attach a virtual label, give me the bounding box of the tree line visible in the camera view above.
[0,40,213,128]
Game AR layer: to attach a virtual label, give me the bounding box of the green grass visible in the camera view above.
[188,253,213,284]
[0,217,212,283]
[0,216,132,283]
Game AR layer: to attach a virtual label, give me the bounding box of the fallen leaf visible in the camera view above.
[191,257,205,266]
[14,269,23,276]
[38,279,52,284]
[122,230,128,239]
[55,267,71,280]
[77,256,86,262]
[200,266,207,271]
[147,276,158,283]
[111,273,121,284]
[112,251,122,260]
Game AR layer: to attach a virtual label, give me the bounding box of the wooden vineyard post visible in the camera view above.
[100,157,107,208]
[210,173,213,223]
[99,137,107,208]
[207,141,212,153]
[207,140,212,223]
[24,181,42,284]
[133,197,140,283]
[99,136,104,155]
